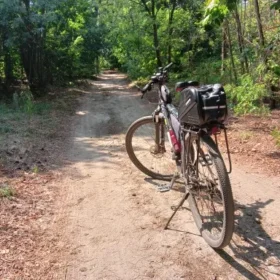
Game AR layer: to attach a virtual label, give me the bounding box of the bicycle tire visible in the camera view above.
[188,134,234,249]
[125,116,175,180]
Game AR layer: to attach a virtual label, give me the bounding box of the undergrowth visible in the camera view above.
[0,183,16,199]
[12,90,52,115]
[223,75,269,116]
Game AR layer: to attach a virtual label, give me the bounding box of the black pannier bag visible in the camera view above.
[178,84,228,126]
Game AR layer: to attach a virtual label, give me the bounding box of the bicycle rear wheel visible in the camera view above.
[125,116,175,180]
[187,134,234,249]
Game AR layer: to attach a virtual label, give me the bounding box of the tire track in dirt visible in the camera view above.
[58,73,280,280]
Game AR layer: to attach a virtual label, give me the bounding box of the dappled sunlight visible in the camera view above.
[2,0,279,277]
[89,73,130,92]
[95,83,127,90]
[98,73,127,80]
[71,88,93,95]
[76,111,88,116]
[54,72,150,184]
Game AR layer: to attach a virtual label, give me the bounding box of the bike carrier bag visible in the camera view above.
[178,84,228,126]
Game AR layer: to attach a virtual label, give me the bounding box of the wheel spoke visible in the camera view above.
[126,116,176,179]
[188,135,234,249]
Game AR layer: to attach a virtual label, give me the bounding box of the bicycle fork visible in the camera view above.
[152,111,166,154]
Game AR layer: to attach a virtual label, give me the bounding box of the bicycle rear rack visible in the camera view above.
[164,126,232,230]
[214,126,232,174]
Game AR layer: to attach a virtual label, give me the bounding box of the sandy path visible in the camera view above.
[58,73,280,280]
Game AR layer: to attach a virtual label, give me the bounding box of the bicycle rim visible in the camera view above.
[125,116,175,180]
[188,135,234,249]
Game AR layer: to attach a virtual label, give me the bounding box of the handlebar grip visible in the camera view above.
[142,83,150,92]
[135,81,153,98]
[141,81,153,93]
[164,62,173,71]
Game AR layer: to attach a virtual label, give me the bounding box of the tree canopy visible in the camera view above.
[0,0,279,111]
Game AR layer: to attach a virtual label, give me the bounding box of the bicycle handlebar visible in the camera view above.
[135,81,153,98]
[136,63,173,98]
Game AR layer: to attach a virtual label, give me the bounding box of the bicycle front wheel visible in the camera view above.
[125,116,176,180]
[188,135,234,249]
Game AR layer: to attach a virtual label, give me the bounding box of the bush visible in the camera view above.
[225,75,269,115]
[177,57,224,84]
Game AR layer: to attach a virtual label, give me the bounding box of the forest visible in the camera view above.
[1,3,280,278]
[0,0,279,114]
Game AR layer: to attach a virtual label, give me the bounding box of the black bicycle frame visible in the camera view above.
[151,73,232,176]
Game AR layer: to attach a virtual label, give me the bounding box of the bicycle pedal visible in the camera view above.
[157,184,171,192]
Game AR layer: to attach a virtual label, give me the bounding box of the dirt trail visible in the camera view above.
[57,73,280,280]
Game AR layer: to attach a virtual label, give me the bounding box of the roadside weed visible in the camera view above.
[239,131,254,141]
[32,165,39,174]
[0,183,16,199]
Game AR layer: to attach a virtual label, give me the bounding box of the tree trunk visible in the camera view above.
[221,22,227,75]
[151,0,162,67]
[140,0,162,67]
[20,0,47,95]
[4,52,13,87]
[253,0,265,49]
[234,5,249,73]
[3,30,14,88]
[167,1,176,64]
[152,22,162,67]
[253,0,276,109]
[225,20,237,84]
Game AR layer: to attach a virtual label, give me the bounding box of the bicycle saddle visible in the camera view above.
[175,81,199,92]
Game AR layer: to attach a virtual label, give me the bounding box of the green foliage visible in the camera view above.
[46,0,105,81]
[34,102,52,115]
[0,0,106,96]
[0,183,16,199]
[202,0,229,25]
[13,91,34,115]
[271,128,280,147]
[0,103,11,114]
[32,165,39,174]
[100,0,205,79]
[225,75,269,115]
[0,125,14,134]
[0,0,279,113]
[271,0,280,11]
[11,90,51,116]
[179,57,223,84]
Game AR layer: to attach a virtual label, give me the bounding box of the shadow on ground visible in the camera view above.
[1,73,279,280]
[220,199,280,280]
[144,176,280,279]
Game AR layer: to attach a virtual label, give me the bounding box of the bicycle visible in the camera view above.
[125,63,234,249]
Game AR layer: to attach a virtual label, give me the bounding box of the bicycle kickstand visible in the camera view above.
[164,191,190,230]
